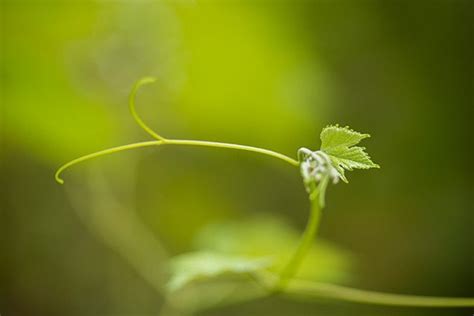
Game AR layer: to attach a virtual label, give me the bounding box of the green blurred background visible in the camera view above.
[1,1,473,315]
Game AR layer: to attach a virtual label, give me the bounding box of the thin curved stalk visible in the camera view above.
[55,77,299,184]
[55,139,298,184]
[129,77,167,141]
[127,77,298,166]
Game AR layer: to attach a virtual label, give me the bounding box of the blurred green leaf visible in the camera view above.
[167,251,272,292]
[194,215,354,283]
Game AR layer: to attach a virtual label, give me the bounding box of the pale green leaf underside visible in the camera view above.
[167,251,272,292]
[320,125,379,182]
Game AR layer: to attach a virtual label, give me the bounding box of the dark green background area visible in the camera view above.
[1,1,472,315]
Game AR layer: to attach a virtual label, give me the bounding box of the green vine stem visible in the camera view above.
[284,278,474,307]
[247,271,474,308]
[277,191,322,289]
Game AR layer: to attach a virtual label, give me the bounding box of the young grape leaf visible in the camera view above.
[167,251,272,292]
[320,125,379,182]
